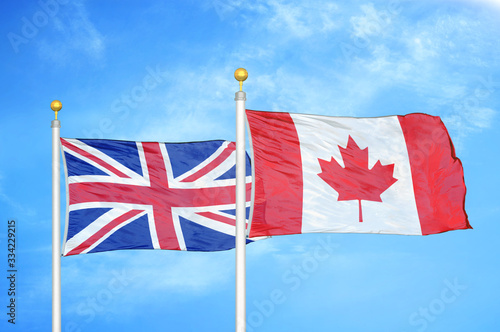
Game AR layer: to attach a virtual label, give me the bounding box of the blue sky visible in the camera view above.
[1,0,499,331]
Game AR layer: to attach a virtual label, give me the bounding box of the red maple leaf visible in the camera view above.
[317,136,398,223]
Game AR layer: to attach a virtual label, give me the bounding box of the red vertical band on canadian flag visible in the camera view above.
[246,110,303,236]
[397,114,471,235]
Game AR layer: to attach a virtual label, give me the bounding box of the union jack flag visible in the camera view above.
[61,138,253,256]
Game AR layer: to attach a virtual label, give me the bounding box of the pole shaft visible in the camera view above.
[52,119,61,332]
[235,90,247,332]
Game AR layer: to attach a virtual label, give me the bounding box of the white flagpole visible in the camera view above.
[234,68,248,332]
[51,100,62,332]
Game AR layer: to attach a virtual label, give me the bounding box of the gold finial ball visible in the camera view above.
[51,100,62,112]
[234,68,248,82]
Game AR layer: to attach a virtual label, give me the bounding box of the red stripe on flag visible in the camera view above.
[141,142,178,250]
[61,138,130,178]
[65,209,143,256]
[181,142,236,182]
[246,110,303,237]
[398,114,471,235]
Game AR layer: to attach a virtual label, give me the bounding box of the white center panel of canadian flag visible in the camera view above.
[290,113,422,235]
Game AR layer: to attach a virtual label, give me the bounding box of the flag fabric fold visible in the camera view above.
[246,110,471,238]
[61,138,253,256]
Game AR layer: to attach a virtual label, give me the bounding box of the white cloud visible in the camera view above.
[466,107,496,128]
[229,44,276,65]
[37,0,105,64]
[130,65,238,142]
[61,249,235,321]
[443,106,497,148]
[131,253,234,293]
[207,0,339,38]
[63,250,233,294]
[409,37,438,61]
[450,0,500,10]
[265,0,339,38]
[76,0,499,146]
[338,2,499,126]
[247,238,280,258]
[350,3,393,39]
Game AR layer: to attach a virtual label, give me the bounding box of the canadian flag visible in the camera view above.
[246,110,471,237]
